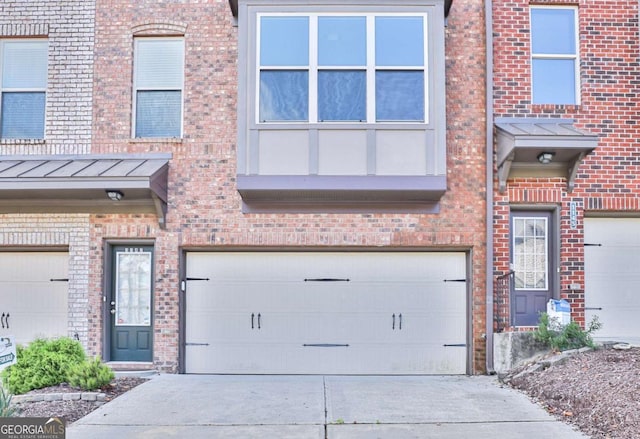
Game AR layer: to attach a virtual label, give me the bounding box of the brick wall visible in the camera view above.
[492,0,640,327]
[0,1,95,155]
[90,0,488,373]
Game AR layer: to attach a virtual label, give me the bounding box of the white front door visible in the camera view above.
[0,252,69,346]
[585,218,640,342]
[185,252,467,375]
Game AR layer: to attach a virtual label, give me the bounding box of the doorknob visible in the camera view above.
[110,301,115,306]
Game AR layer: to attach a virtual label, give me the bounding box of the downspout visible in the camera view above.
[485,0,496,374]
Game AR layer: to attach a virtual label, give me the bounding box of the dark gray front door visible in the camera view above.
[110,246,153,362]
[511,212,554,326]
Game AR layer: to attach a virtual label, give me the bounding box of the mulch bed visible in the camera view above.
[505,347,640,439]
[13,377,147,423]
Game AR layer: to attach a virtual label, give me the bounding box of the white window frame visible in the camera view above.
[132,37,185,139]
[255,13,429,124]
[513,216,549,291]
[0,39,48,140]
[530,5,580,105]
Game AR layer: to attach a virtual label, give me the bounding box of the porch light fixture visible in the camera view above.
[106,190,124,201]
[537,152,555,164]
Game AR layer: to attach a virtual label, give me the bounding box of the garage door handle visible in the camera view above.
[392,314,403,330]
[251,313,261,329]
[304,278,350,282]
[1,313,8,329]
[585,307,602,310]
[443,343,466,347]
[1,313,3,329]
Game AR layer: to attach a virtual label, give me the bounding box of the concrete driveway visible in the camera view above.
[68,375,587,438]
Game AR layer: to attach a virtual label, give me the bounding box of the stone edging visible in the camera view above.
[12,392,106,405]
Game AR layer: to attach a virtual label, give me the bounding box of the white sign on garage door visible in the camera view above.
[0,252,69,346]
[585,218,640,342]
[185,252,467,375]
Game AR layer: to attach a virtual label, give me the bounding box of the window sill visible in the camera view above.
[531,104,581,114]
[129,137,183,144]
[0,138,46,145]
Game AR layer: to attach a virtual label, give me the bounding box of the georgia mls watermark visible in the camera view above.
[0,417,65,439]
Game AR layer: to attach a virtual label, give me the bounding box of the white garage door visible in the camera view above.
[0,252,69,345]
[185,252,467,375]
[585,218,640,343]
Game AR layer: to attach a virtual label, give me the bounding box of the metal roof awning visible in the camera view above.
[495,118,598,193]
[228,0,454,18]
[0,153,171,228]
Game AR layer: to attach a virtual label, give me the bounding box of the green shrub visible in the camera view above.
[535,312,602,351]
[68,357,114,391]
[0,386,16,417]
[1,337,86,395]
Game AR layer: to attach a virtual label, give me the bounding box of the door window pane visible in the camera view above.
[260,17,309,66]
[135,90,182,138]
[318,70,366,121]
[513,217,548,290]
[375,17,424,66]
[0,92,45,139]
[115,252,152,326]
[260,70,309,121]
[318,17,366,66]
[376,71,424,121]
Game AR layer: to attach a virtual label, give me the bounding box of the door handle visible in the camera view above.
[4,313,8,329]
[1,313,4,329]
[392,313,395,330]
[258,313,261,329]
[399,313,402,330]
[251,313,255,329]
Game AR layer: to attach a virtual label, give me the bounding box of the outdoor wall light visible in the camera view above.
[537,152,555,164]
[106,190,124,201]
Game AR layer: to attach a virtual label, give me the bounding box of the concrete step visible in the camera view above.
[105,362,158,378]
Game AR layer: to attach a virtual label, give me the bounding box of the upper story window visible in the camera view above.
[0,40,48,139]
[530,6,579,105]
[258,14,427,123]
[133,38,184,138]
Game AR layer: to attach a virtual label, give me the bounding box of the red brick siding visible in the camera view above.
[492,0,640,328]
[92,0,488,372]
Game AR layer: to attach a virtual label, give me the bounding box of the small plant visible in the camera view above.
[0,386,16,417]
[68,357,115,391]
[1,337,86,395]
[535,312,602,351]
[335,418,345,424]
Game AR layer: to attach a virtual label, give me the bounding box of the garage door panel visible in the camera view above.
[585,218,640,342]
[191,281,462,314]
[0,253,68,346]
[185,252,467,374]
[187,342,467,375]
